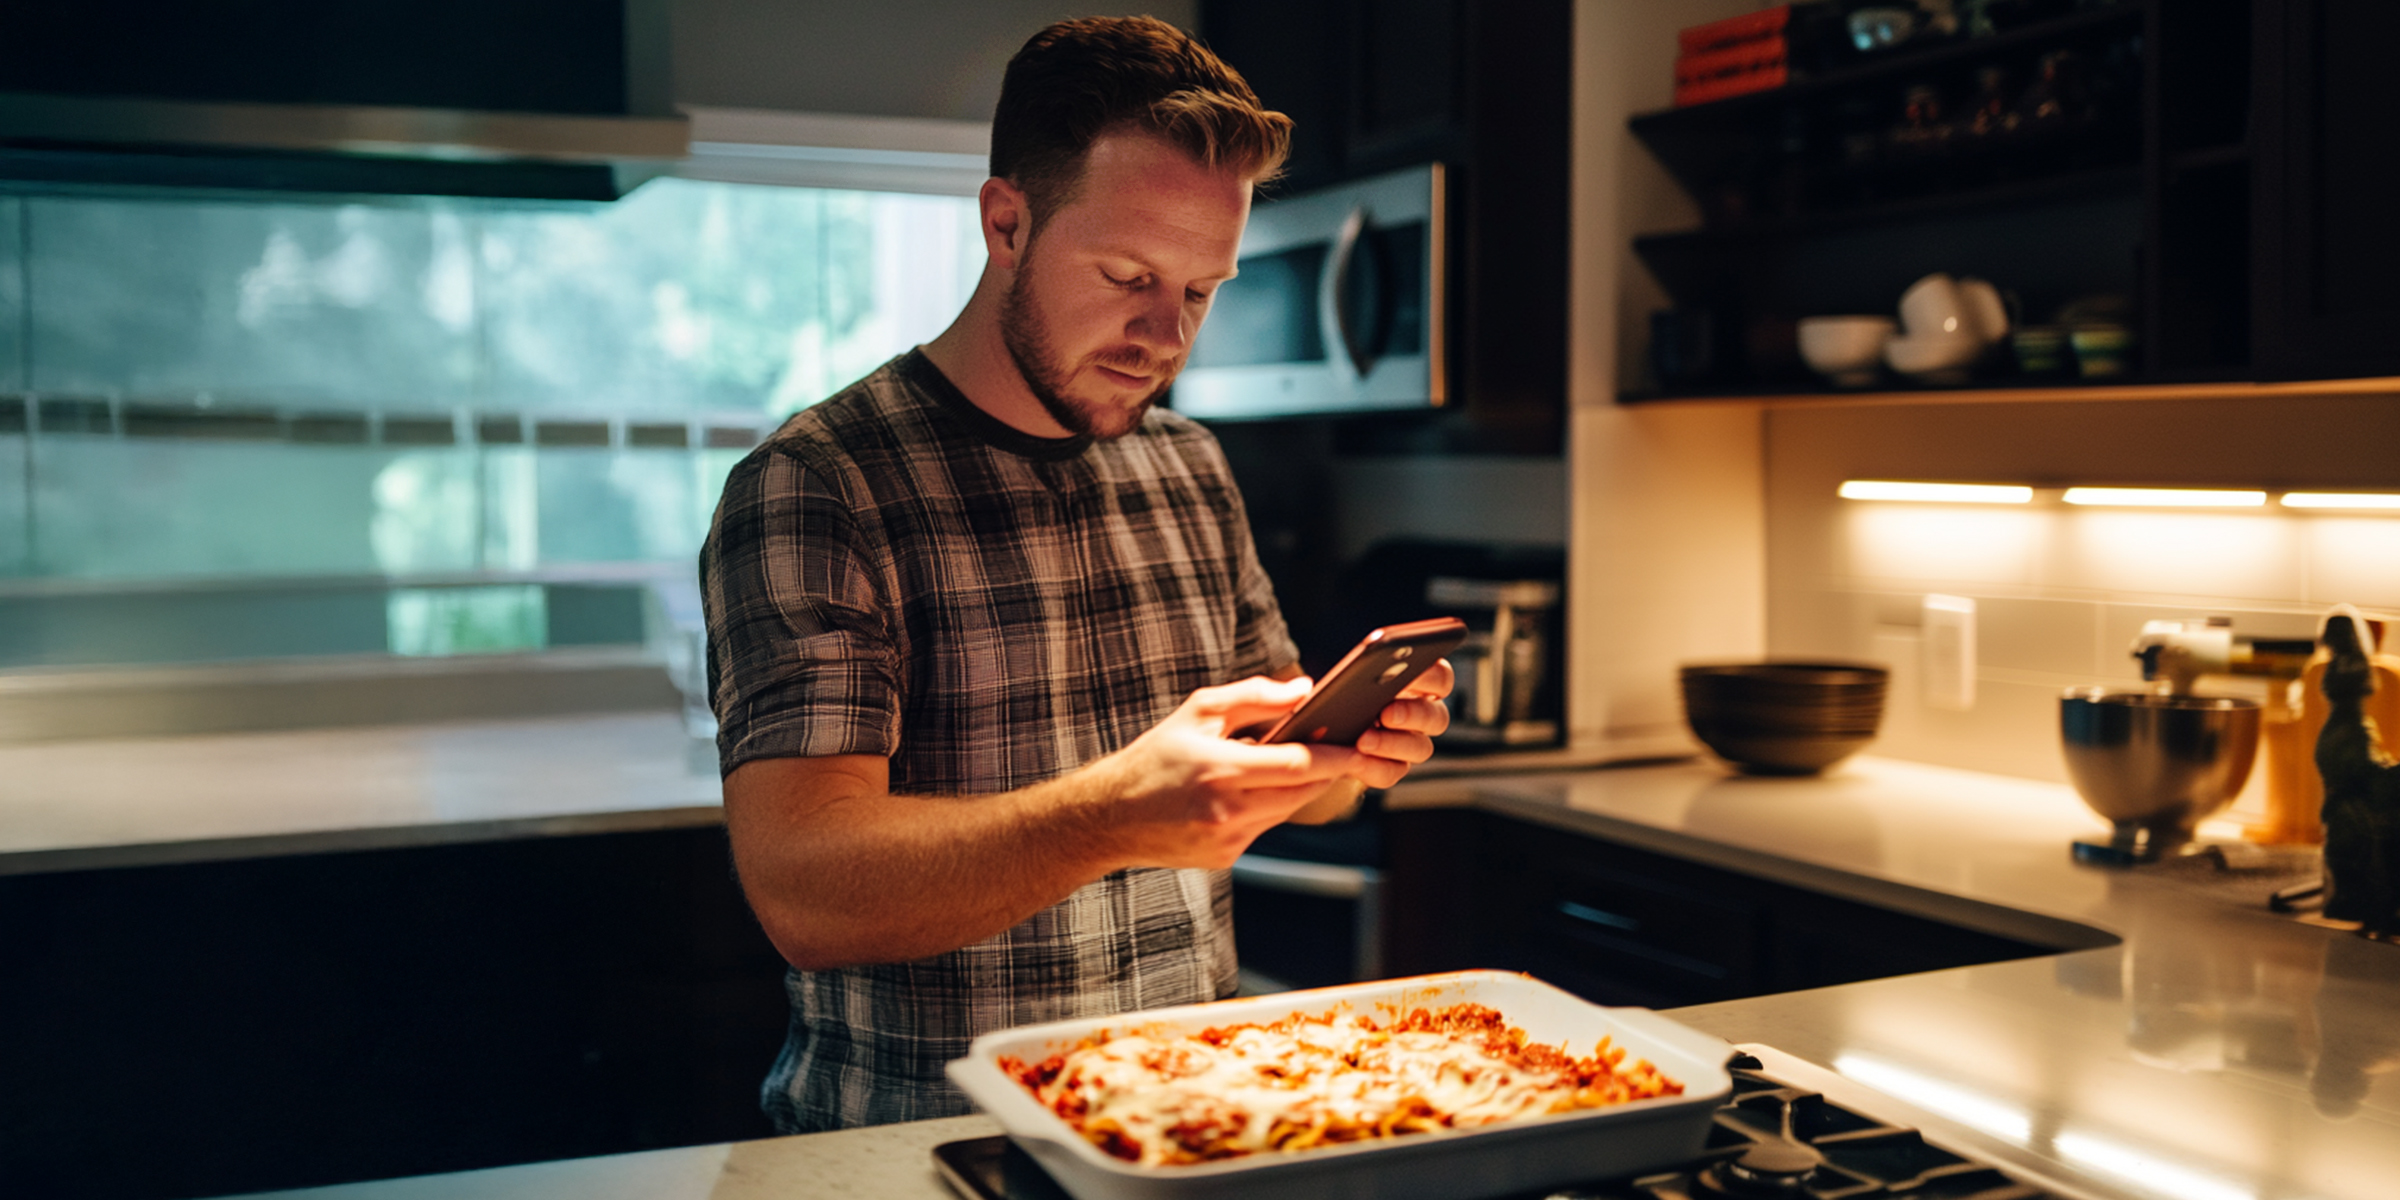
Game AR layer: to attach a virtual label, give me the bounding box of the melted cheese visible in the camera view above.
[1006,1005,1681,1167]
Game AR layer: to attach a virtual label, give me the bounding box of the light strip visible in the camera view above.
[2281,492,2400,510]
[1838,480,2035,504]
[1833,1054,2032,1144]
[2055,1130,2257,1200]
[2061,487,2267,508]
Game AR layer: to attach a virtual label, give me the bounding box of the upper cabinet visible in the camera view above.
[1625,0,2400,403]
[1200,0,1570,453]
[1202,0,1478,193]
[2255,0,2400,379]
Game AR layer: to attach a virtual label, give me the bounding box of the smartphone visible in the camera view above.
[1261,617,1467,746]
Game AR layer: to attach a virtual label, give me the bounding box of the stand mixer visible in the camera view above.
[2061,618,2308,864]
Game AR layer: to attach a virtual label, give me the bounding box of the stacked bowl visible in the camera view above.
[1679,662,1890,775]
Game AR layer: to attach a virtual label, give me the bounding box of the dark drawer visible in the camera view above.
[1473,822,1763,1004]
[1534,862,1761,999]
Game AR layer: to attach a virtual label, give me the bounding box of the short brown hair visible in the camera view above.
[991,16,1292,230]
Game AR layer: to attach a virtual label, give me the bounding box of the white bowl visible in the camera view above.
[1885,330,1982,382]
[1958,277,2010,343]
[1899,272,1964,337]
[1797,315,1896,387]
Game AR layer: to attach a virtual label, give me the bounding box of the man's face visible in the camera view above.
[999,132,1251,440]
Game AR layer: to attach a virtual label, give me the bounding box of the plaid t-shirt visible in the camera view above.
[702,349,1297,1131]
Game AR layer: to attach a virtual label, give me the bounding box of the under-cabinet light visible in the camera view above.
[2061,487,2266,508]
[2280,492,2400,510]
[1838,480,2034,504]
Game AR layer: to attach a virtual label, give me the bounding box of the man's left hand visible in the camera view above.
[1346,658,1452,788]
[1277,659,1455,824]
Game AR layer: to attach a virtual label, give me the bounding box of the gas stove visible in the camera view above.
[933,1044,2103,1200]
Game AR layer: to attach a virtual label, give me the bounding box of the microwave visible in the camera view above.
[1174,163,1446,420]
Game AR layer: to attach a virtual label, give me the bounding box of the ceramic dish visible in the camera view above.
[1798,315,1895,387]
[946,970,1735,1200]
[1884,330,1981,382]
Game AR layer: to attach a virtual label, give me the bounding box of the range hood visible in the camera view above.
[0,0,688,201]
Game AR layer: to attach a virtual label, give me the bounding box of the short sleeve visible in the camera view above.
[701,446,903,776]
[1198,439,1299,679]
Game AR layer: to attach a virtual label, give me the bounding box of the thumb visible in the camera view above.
[1189,674,1313,730]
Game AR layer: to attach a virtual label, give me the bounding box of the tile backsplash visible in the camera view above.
[1766,394,2400,784]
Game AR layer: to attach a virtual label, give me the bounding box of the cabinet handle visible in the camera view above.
[1557,900,1641,932]
[1554,901,1729,981]
[1232,854,1380,899]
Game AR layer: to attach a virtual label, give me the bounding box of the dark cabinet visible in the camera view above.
[1627,0,2400,399]
[1386,808,2056,1009]
[1200,0,1353,191]
[1203,0,1479,193]
[1199,0,1570,453]
[2255,0,2400,377]
[0,829,789,1200]
[1489,831,1768,1008]
[1626,5,2153,397]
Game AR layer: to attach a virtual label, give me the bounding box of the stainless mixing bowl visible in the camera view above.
[2059,687,2261,854]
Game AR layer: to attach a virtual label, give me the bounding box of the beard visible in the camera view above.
[999,257,1180,441]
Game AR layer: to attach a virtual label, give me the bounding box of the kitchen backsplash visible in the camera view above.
[1765,394,2400,786]
[0,183,978,663]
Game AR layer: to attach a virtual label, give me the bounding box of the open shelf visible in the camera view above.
[1634,164,2140,251]
[1630,5,2147,133]
[1618,374,2400,409]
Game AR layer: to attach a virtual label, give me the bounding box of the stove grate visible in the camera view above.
[1561,1052,2060,1200]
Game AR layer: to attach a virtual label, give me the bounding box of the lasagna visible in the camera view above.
[999,1002,1684,1166]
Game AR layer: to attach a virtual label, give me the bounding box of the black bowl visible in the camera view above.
[1679,661,1890,773]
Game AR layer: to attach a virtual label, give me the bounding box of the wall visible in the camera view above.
[670,1,1199,121]
[1765,396,2400,784]
[1568,0,1771,751]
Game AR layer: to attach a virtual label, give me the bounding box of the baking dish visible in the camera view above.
[944,969,1735,1200]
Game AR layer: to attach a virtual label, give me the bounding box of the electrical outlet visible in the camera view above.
[1922,594,1976,711]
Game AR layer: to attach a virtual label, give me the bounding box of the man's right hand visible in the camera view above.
[1088,675,1365,870]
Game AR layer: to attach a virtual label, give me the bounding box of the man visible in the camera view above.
[701,16,1451,1132]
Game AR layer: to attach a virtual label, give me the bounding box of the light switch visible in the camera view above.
[1923,594,1977,711]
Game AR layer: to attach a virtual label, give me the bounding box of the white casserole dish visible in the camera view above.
[944,970,1735,1200]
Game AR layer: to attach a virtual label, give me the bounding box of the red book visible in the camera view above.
[1678,6,1791,56]
[1675,36,1788,86]
[1675,63,1791,108]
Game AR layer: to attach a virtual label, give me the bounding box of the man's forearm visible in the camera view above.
[725,756,1132,971]
[723,672,1432,973]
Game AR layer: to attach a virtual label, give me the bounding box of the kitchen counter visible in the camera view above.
[0,712,722,876]
[211,753,2399,1200]
[0,714,1678,877]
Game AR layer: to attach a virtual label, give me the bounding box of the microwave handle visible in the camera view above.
[1317,204,1375,380]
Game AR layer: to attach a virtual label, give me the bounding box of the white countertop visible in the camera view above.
[0,716,1668,876]
[192,748,2399,1200]
[1394,757,2400,1200]
[1387,755,2225,948]
[0,713,721,875]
